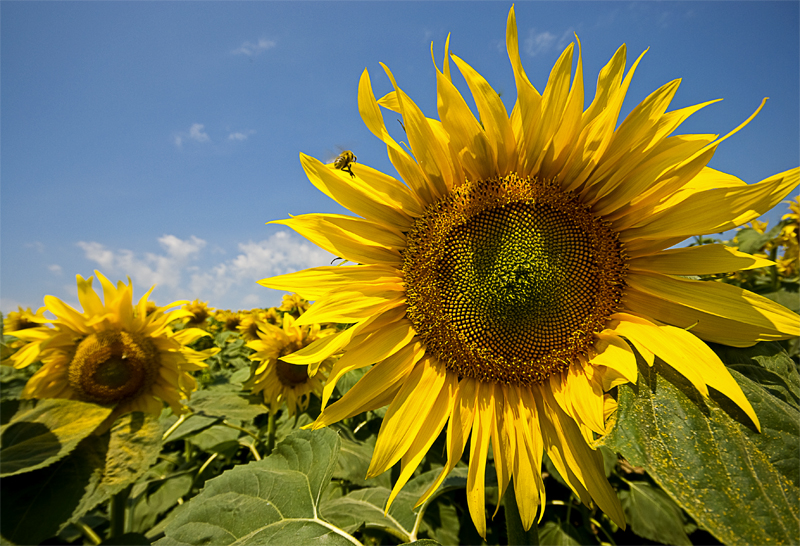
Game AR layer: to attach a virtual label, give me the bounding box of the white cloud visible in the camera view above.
[48,264,63,275]
[228,130,256,141]
[76,231,333,310]
[523,28,576,57]
[188,123,210,143]
[174,124,211,148]
[524,28,557,57]
[232,38,276,56]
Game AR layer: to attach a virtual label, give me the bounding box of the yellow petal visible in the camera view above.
[591,330,638,388]
[417,377,476,506]
[622,167,800,240]
[321,318,416,407]
[300,153,413,231]
[659,324,760,430]
[610,313,709,397]
[451,54,516,176]
[629,244,775,275]
[359,68,432,204]
[387,370,455,510]
[270,215,400,267]
[381,62,454,197]
[76,275,104,316]
[466,380,494,539]
[434,48,495,181]
[44,295,89,334]
[260,264,402,302]
[314,341,424,428]
[368,357,448,476]
[625,272,800,343]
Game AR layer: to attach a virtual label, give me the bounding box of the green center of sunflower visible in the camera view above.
[68,330,161,404]
[276,343,310,387]
[403,174,627,386]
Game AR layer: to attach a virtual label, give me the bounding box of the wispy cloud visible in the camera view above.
[232,38,276,56]
[174,123,211,148]
[228,129,256,141]
[48,264,62,275]
[76,231,333,309]
[523,28,575,57]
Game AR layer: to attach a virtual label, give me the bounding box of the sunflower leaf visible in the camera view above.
[0,433,106,545]
[183,389,269,421]
[600,354,800,545]
[538,520,599,545]
[71,412,164,526]
[0,398,112,477]
[155,428,358,546]
[618,480,691,546]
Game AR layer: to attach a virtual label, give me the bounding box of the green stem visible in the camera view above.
[222,419,260,441]
[266,410,276,455]
[504,481,540,546]
[108,484,133,539]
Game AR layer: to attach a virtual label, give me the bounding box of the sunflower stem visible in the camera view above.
[504,481,540,546]
[108,484,132,539]
[75,520,102,545]
[266,410,276,455]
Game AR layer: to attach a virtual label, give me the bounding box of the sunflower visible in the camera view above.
[183,299,213,328]
[3,271,215,417]
[243,314,337,416]
[261,7,799,536]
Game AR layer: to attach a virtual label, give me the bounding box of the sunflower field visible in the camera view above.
[2,6,799,546]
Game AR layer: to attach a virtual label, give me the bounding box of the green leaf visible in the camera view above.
[321,467,470,543]
[129,461,195,533]
[332,429,391,488]
[184,390,268,421]
[599,356,800,545]
[161,413,219,443]
[538,520,598,546]
[0,398,112,477]
[619,480,690,545]
[734,222,785,254]
[0,433,107,545]
[73,412,164,523]
[189,423,241,455]
[156,428,358,546]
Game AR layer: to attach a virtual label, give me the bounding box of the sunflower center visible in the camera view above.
[403,174,627,386]
[68,330,161,404]
[276,343,309,387]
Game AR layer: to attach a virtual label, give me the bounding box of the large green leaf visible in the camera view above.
[0,398,112,477]
[618,480,690,546]
[321,466,470,543]
[184,390,268,421]
[538,520,598,546]
[0,433,107,544]
[599,353,799,545]
[72,412,164,522]
[156,428,358,546]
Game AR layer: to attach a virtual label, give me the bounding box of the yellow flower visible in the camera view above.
[278,294,311,317]
[4,272,215,417]
[243,314,336,416]
[261,7,799,536]
[183,299,213,327]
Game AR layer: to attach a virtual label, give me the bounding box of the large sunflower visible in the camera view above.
[261,7,799,535]
[243,313,337,416]
[3,271,214,417]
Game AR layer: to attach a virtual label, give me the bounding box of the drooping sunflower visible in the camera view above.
[243,313,337,416]
[3,272,215,417]
[261,7,799,535]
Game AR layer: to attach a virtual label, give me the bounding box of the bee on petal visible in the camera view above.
[333,150,357,178]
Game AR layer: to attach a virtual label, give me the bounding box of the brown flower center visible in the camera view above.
[403,174,627,385]
[68,330,161,404]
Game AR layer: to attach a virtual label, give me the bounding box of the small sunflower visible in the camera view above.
[183,299,213,328]
[3,272,215,417]
[278,294,311,318]
[262,7,799,535]
[243,314,337,416]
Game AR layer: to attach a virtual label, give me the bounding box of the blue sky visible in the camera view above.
[2,1,798,314]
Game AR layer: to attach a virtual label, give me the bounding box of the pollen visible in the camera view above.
[403,174,627,385]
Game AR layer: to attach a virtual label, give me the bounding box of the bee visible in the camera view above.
[333,150,357,178]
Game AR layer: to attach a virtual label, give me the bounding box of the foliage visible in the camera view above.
[0,208,798,545]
